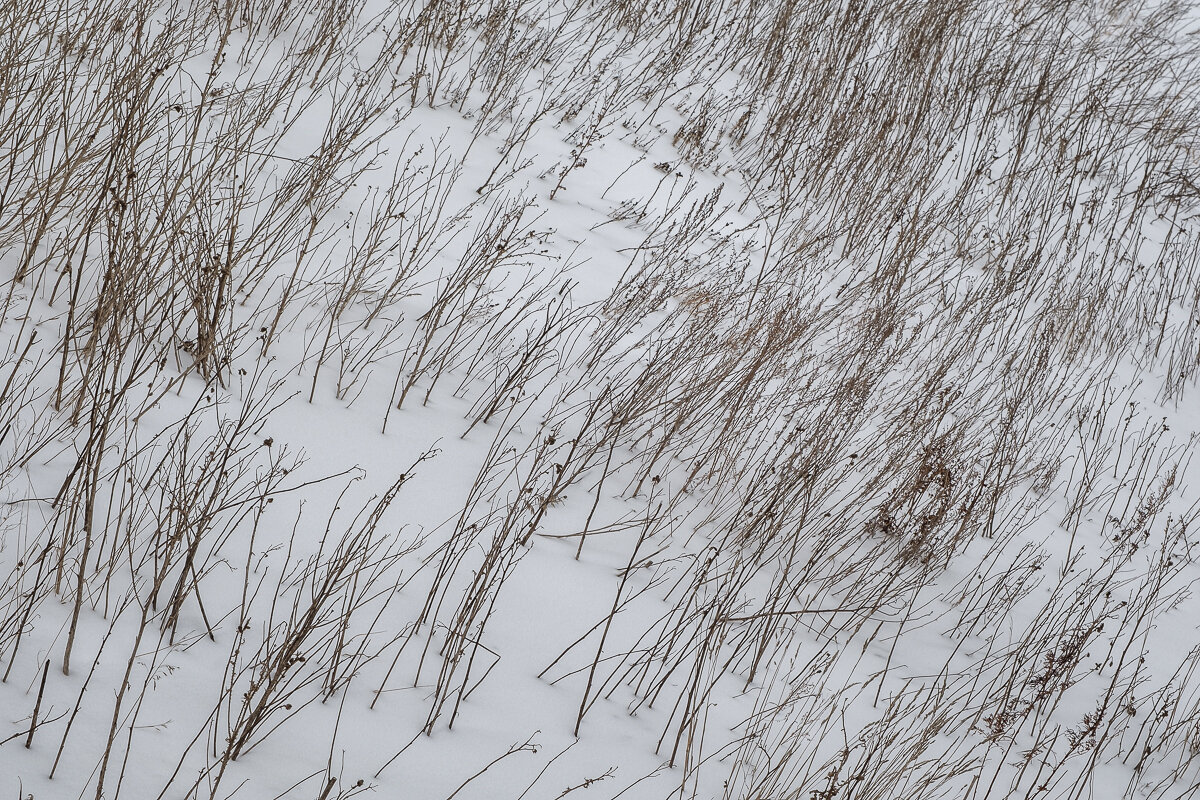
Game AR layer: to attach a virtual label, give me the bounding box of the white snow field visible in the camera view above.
[3,1,1200,799]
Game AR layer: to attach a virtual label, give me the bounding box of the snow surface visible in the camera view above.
[2,1,1200,800]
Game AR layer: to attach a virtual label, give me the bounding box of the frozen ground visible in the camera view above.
[3,1,1200,799]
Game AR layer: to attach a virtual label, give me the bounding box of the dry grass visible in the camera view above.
[2,0,1200,798]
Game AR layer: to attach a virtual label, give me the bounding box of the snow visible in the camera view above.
[2,1,1200,799]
